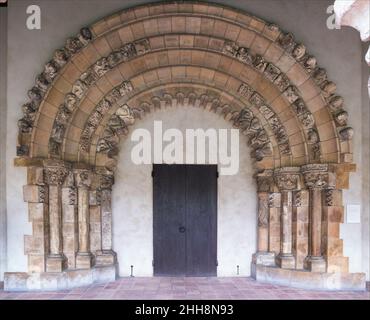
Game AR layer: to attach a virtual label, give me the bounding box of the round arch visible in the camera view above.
[7,1,365,291]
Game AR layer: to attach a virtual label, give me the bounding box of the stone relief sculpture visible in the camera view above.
[80,81,134,153]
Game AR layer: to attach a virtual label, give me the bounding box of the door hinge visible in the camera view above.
[216,171,219,178]
[151,170,154,178]
[216,260,218,266]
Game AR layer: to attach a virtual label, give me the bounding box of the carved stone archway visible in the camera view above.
[5,1,366,290]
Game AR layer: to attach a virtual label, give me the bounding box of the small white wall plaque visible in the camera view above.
[346,204,361,223]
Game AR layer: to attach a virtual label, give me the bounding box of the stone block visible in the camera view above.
[4,273,28,291]
[28,254,45,273]
[252,251,276,266]
[23,185,48,203]
[323,206,344,223]
[24,235,45,254]
[76,252,94,269]
[96,250,117,266]
[27,167,44,185]
[46,255,67,273]
[276,254,295,269]
[304,256,326,272]
[327,256,349,273]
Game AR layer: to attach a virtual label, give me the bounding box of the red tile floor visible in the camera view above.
[0,277,369,300]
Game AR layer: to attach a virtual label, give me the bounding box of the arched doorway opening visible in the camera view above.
[5,1,365,290]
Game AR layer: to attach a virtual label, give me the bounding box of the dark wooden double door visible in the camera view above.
[153,165,217,276]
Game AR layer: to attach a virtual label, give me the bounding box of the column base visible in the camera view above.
[304,256,326,272]
[76,252,94,269]
[46,254,67,273]
[96,250,117,266]
[276,254,295,269]
[252,251,276,266]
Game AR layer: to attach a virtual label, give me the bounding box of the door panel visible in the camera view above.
[153,165,186,276]
[153,164,217,276]
[186,165,218,276]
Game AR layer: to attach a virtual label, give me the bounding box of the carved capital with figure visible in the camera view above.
[301,164,336,189]
[43,160,71,186]
[96,168,115,190]
[256,170,274,192]
[74,169,92,189]
[273,167,301,191]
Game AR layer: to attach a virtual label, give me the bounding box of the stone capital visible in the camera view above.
[301,164,336,189]
[256,170,274,193]
[96,168,115,190]
[74,169,93,189]
[273,167,301,191]
[43,160,71,186]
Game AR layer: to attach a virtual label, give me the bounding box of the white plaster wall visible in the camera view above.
[4,0,368,280]
[113,106,257,277]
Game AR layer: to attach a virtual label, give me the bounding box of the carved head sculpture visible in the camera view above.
[27,87,42,102]
[335,110,348,126]
[329,95,344,112]
[80,27,92,41]
[339,127,354,140]
[53,49,69,67]
[292,44,306,60]
[72,80,87,99]
[64,93,78,111]
[35,74,50,92]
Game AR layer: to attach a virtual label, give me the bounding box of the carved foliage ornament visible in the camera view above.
[274,167,301,191]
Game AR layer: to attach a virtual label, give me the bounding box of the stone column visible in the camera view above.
[274,167,301,269]
[302,164,335,272]
[44,160,70,272]
[61,172,78,269]
[292,190,309,269]
[96,169,117,265]
[75,169,94,269]
[252,170,275,266]
[268,192,281,255]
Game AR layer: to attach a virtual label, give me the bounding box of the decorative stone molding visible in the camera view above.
[79,81,134,153]
[274,167,301,191]
[43,160,71,186]
[96,91,273,163]
[256,170,274,193]
[238,83,291,156]
[74,169,92,189]
[301,164,336,189]
[8,1,363,291]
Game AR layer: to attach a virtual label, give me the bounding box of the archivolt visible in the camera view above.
[16,1,354,172]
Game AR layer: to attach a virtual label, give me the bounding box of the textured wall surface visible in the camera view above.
[3,0,369,279]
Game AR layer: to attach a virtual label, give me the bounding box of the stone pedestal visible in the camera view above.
[76,252,94,269]
[276,254,296,269]
[96,250,117,266]
[46,254,67,273]
[304,256,326,273]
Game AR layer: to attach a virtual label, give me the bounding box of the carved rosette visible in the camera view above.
[43,160,71,186]
[301,164,336,189]
[273,167,301,191]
